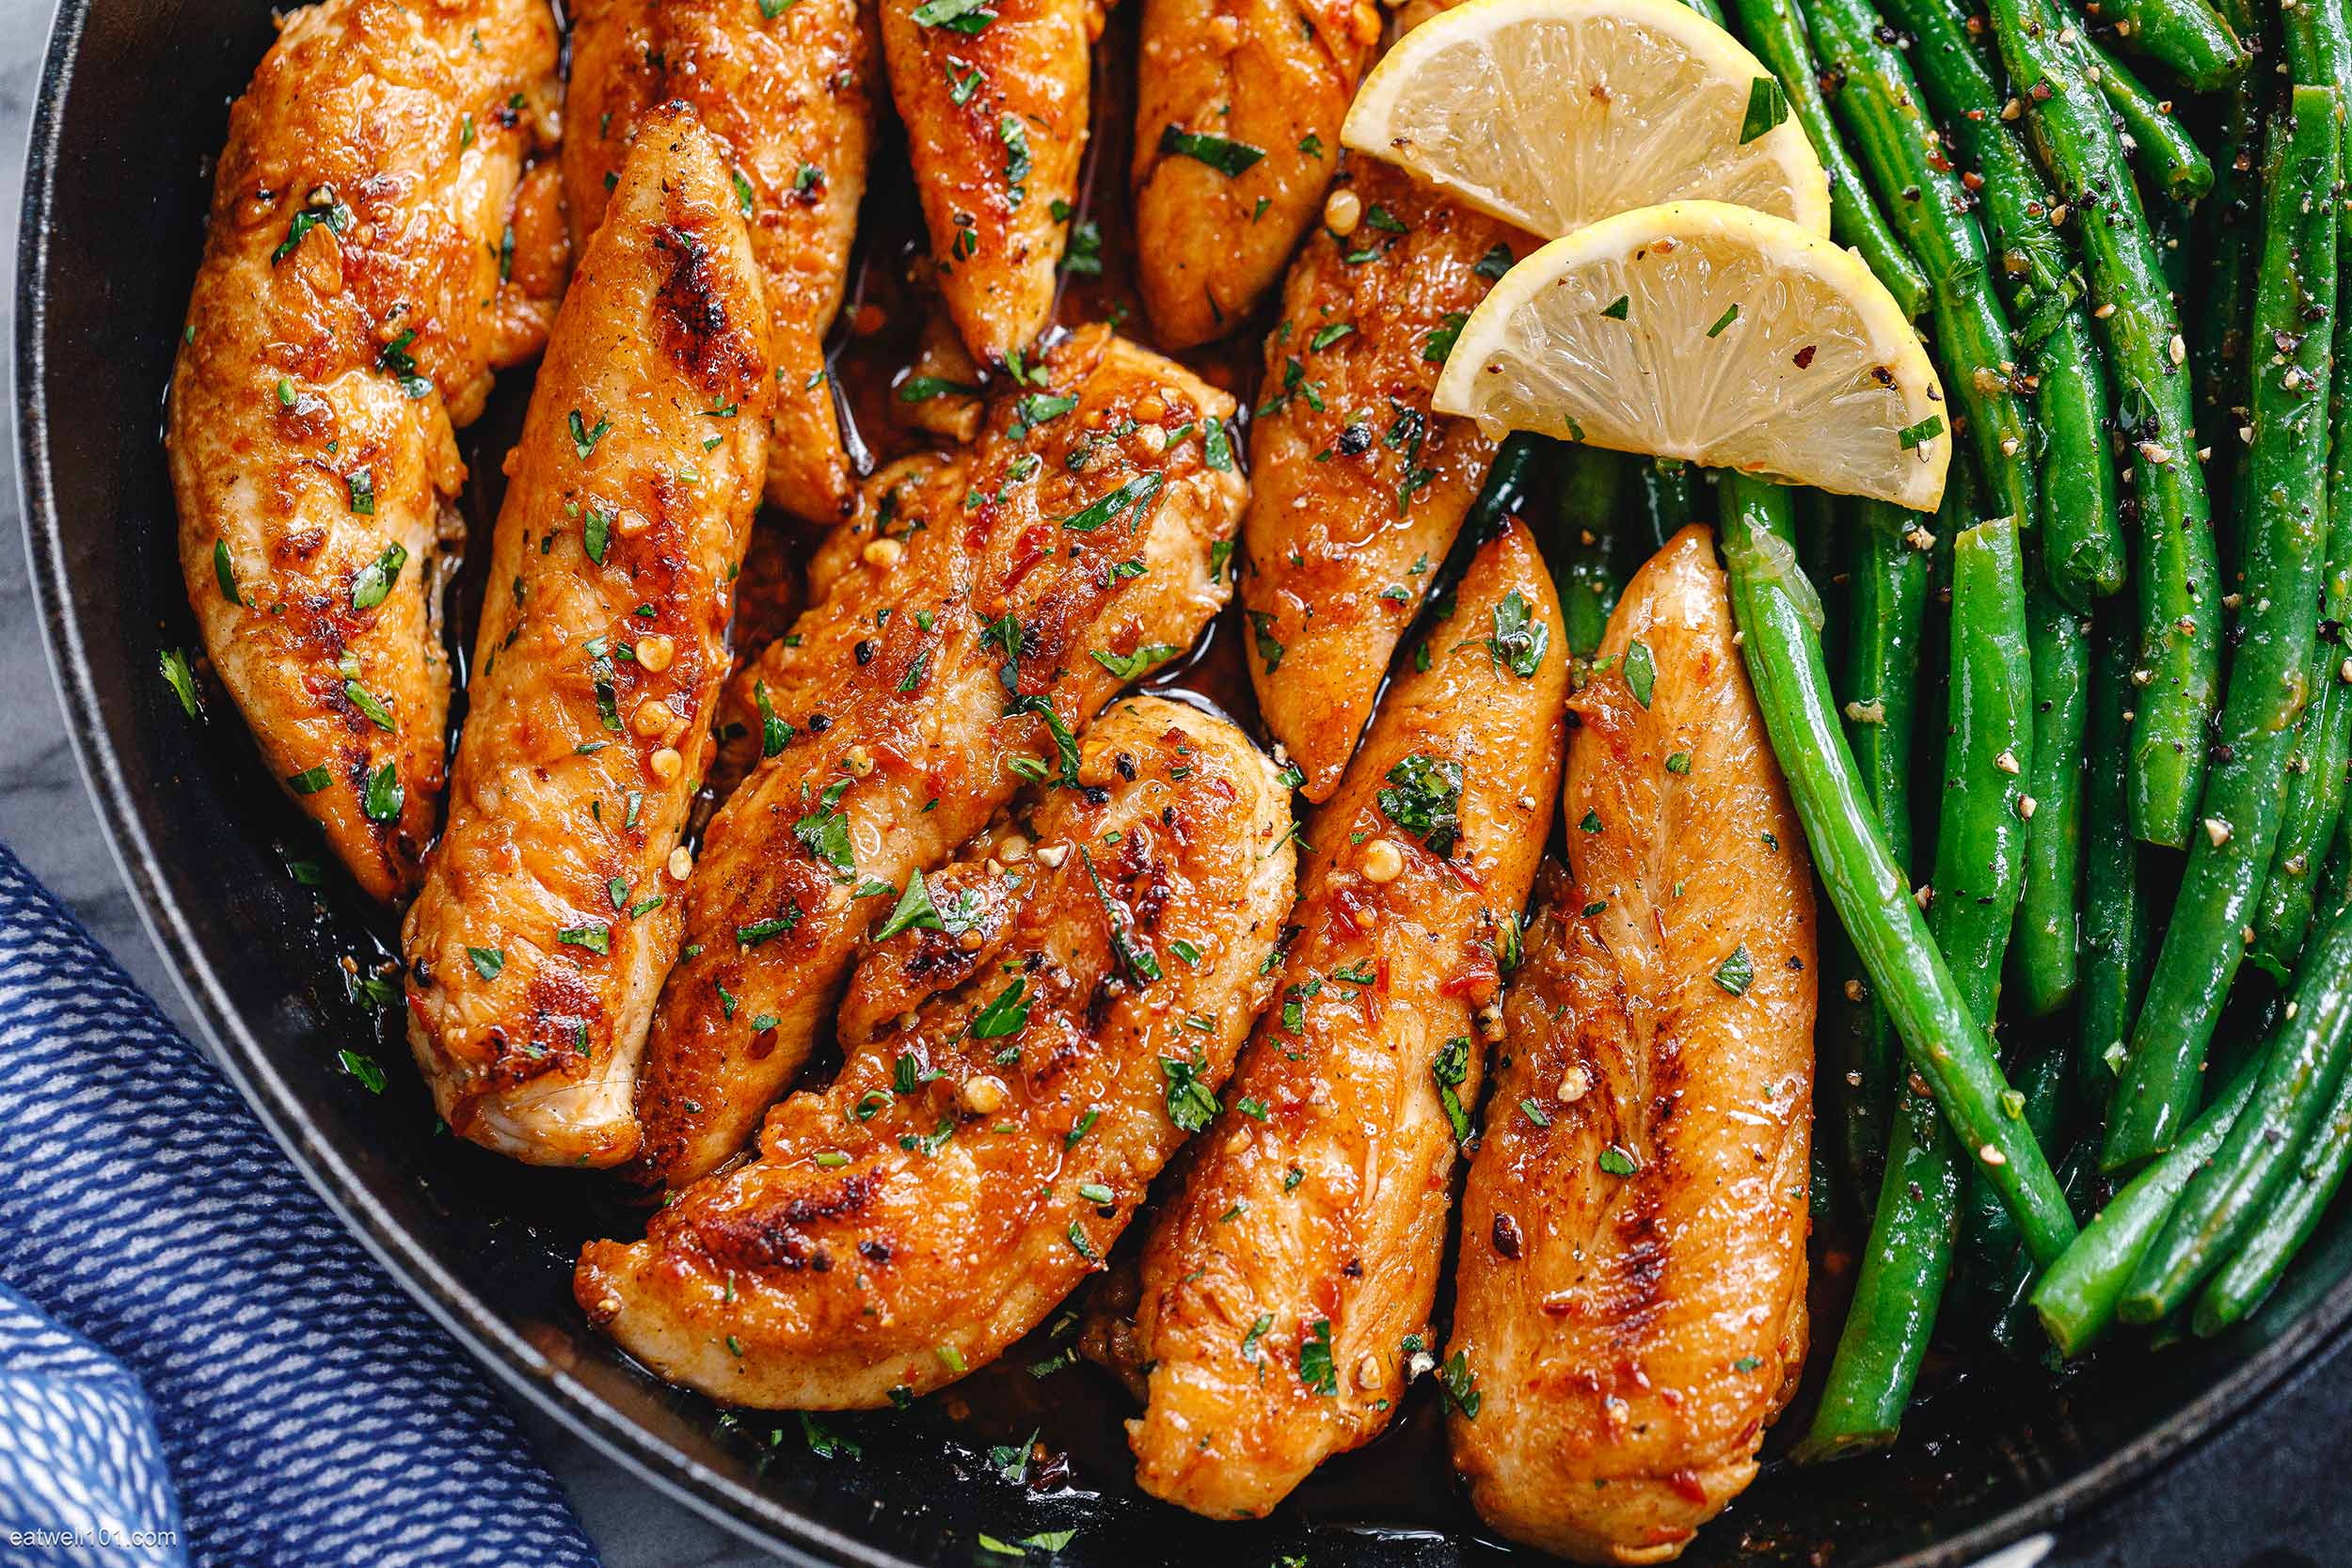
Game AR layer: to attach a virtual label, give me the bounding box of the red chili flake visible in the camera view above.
[1793,344,1817,369]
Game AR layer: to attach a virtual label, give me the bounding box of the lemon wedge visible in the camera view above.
[1342,0,1832,241]
[1432,199,1949,510]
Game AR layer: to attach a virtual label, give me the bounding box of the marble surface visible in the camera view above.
[0,4,777,1562]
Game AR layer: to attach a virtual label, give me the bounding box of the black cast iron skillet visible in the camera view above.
[19,0,2352,1560]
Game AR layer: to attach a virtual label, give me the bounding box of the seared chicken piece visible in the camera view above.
[629,327,1248,1188]
[1103,520,1568,1519]
[1239,158,1527,800]
[1450,527,1815,1564]
[167,0,559,900]
[565,0,875,524]
[1131,0,1377,347]
[399,108,771,1167]
[881,0,1104,365]
[576,698,1295,1404]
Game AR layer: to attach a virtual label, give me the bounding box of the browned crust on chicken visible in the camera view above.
[399,105,771,1167]
[1130,0,1375,347]
[565,0,874,524]
[881,0,1104,366]
[1449,526,1814,1564]
[167,0,559,901]
[1104,520,1567,1519]
[628,327,1248,1187]
[1238,158,1528,802]
[575,697,1295,1404]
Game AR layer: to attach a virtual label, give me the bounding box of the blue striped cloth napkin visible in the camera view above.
[0,841,598,1567]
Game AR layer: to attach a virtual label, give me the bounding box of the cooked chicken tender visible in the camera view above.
[881,0,1104,365]
[1449,526,1815,1564]
[575,698,1295,1405]
[1101,520,1568,1519]
[628,327,1248,1188]
[399,106,771,1167]
[1238,158,1527,801]
[167,0,560,900]
[565,0,875,524]
[1131,0,1376,346]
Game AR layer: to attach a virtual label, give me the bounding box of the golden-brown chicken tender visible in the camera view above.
[1238,158,1528,801]
[628,327,1248,1188]
[1131,0,1377,346]
[1449,526,1815,1564]
[167,0,559,901]
[565,0,875,525]
[881,0,1104,366]
[1100,520,1567,1519]
[575,697,1295,1405]
[400,106,771,1168]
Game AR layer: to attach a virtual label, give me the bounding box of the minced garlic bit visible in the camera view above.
[961,1074,1009,1115]
[635,632,675,673]
[1034,842,1071,869]
[650,746,683,782]
[1361,836,1405,883]
[2203,816,2233,847]
[1324,186,1363,237]
[1979,1143,2007,1166]
[2019,795,2038,819]
[667,846,693,880]
[1994,748,2021,775]
[1558,1064,1592,1102]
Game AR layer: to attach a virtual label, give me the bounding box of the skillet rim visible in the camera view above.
[13,1,2352,1561]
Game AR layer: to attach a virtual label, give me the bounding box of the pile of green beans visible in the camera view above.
[1672,0,2352,1456]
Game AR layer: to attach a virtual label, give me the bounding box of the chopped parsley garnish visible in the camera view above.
[1624,639,1657,705]
[971,978,1031,1038]
[339,1049,386,1093]
[1203,417,1234,471]
[1058,471,1166,532]
[343,679,394,730]
[1377,753,1463,857]
[351,542,408,611]
[1298,1320,1338,1396]
[271,191,352,265]
[1422,309,1470,365]
[1739,75,1790,144]
[875,873,942,941]
[1598,1144,1639,1177]
[737,905,803,945]
[1519,1097,1552,1128]
[345,469,375,515]
[1246,610,1285,673]
[1311,322,1354,351]
[213,538,241,604]
[800,1412,860,1460]
[568,408,612,460]
[1666,751,1692,774]
[1432,1035,1472,1142]
[361,760,403,822]
[1439,1349,1482,1418]
[1486,589,1549,677]
[1714,943,1755,996]
[1157,125,1266,177]
[377,330,432,399]
[1089,642,1178,681]
[158,647,200,717]
[1474,244,1515,280]
[468,946,505,981]
[912,0,995,30]
[1008,693,1083,785]
[755,679,793,757]
[1707,302,1740,338]
[898,374,982,404]
[1601,294,1630,321]
[1160,1045,1220,1131]
[583,509,612,565]
[1899,413,1947,451]
[558,922,611,955]
[793,777,857,879]
[1081,846,1161,984]
[287,765,332,795]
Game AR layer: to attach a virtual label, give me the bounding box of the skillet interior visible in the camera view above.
[18,0,2352,1560]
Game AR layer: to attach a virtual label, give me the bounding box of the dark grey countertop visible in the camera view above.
[0,4,778,1561]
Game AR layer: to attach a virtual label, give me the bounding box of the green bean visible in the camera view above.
[1678,0,1727,24]
[1804,514,2035,1450]
[2196,894,2352,1332]
[1883,0,2123,608]
[2123,873,2352,1322]
[1627,458,1699,563]
[2012,574,2089,1015]
[2080,0,2249,89]
[1957,1043,2070,1325]
[1719,474,2076,1259]
[2189,0,2265,502]
[2251,0,2352,976]
[2076,601,2159,1110]
[1464,431,1549,548]
[1989,1132,2106,1359]
[2088,43,2213,200]
[2105,86,2341,1171]
[1986,0,2218,848]
[1726,0,1932,318]
[1550,443,1623,659]
[1802,0,2041,547]
[2031,1058,2261,1354]
[1833,499,1935,1191]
